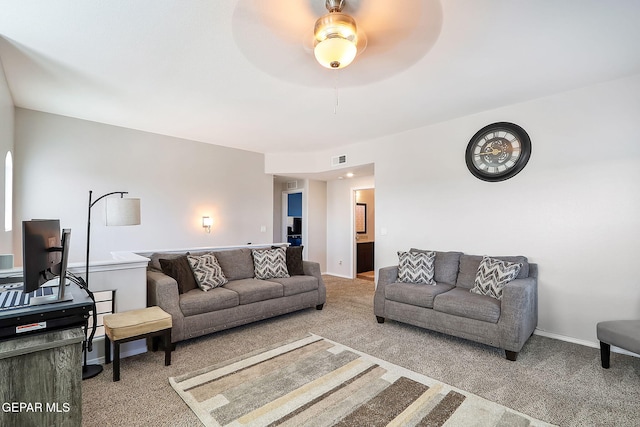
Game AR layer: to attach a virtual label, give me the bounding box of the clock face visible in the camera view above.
[465,122,531,182]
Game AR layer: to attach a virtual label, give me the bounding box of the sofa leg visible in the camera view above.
[600,341,611,369]
[316,304,324,310]
[376,316,385,324]
[505,350,518,361]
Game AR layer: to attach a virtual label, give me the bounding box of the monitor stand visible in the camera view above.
[30,278,74,306]
[30,293,74,306]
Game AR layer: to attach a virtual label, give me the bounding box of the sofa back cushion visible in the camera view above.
[410,249,463,285]
[211,248,255,281]
[456,254,529,289]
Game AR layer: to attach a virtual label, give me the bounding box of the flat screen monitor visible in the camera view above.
[22,220,73,306]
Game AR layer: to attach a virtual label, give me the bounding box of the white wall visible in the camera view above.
[13,109,274,265]
[326,175,375,277]
[0,58,13,255]
[306,179,327,272]
[277,73,640,345]
[373,74,640,343]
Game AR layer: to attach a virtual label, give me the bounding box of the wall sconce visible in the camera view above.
[202,216,212,233]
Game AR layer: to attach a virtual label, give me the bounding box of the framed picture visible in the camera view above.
[355,203,367,234]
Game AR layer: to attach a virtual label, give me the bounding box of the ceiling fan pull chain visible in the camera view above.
[334,79,340,115]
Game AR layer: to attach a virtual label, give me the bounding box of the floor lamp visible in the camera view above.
[82,190,141,380]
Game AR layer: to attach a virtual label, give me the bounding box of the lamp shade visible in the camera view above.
[314,12,358,69]
[105,197,141,226]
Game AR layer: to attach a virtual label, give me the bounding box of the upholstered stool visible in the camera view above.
[596,320,640,368]
[104,306,172,381]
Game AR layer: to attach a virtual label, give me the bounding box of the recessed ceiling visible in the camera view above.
[1,0,639,156]
[232,0,442,87]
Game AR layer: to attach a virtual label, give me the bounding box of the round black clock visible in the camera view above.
[465,122,532,182]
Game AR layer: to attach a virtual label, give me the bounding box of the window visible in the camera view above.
[5,151,12,232]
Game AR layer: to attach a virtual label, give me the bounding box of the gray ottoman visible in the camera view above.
[596,320,640,368]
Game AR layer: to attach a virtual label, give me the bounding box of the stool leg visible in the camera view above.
[600,341,611,369]
[113,341,121,381]
[164,329,172,366]
[104,335,111,364]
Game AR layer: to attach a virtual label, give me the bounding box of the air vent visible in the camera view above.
[286,181,298,190]
[331,154,347,167]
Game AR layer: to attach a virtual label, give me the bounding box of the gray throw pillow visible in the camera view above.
[252,247,290,280]
[410,249,463,285]
[187,253,228,291]
[470,256,522,300]
[397,251,436,285]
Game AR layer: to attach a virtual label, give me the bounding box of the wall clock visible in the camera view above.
[465,122,532,182]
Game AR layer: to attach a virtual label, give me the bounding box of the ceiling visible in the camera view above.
[1,0,640,157]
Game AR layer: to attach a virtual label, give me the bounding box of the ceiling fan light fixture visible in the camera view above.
[313,4,358,69]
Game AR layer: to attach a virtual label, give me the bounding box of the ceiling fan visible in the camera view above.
[311,0,367,69]
[232,0,443,87]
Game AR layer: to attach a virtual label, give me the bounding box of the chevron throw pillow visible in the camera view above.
[397,251,436,285]
[470,256,522,300]
[252,247,290,280]
[187,253,228,291]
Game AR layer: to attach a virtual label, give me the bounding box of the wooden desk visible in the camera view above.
[0,326,84,426]
[0,283,92,426]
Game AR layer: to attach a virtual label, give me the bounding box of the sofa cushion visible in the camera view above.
[397,251,436,285]
[159,256,198,294]
[268,275,319,297]
[411,249,463,285]
[187,253,228,291]
[456,254,529,289]
[212,248,255,281]
[433,287,501,323]
[252,247,290,280]
[179,286,239,317]
[470,256,522,300]
[223,279,284,305]
[385,282,455,309]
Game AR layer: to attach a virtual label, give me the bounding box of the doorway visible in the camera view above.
[354,188,375,281]
[282,190,304,247]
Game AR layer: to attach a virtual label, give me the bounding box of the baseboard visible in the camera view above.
[534,328,639,358]
[323,272,353,279]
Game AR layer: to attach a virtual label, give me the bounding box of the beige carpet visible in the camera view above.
[82,276,640,426]
[170,334,554,426]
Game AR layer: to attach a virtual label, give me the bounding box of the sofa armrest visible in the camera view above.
[378,266,399,287]
[374,266,399,317]
[499,277,538,350]
[303,261,326,305]
[147,270,179,308]
[147,269,184,342]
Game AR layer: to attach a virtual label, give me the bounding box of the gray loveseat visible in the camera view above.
[374,251,537,360]
[145,246,326,344]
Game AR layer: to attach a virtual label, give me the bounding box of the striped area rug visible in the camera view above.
[169,334,554,427]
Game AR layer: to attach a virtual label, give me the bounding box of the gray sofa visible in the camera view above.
[145,247,326,343]
[374,251,537,360]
